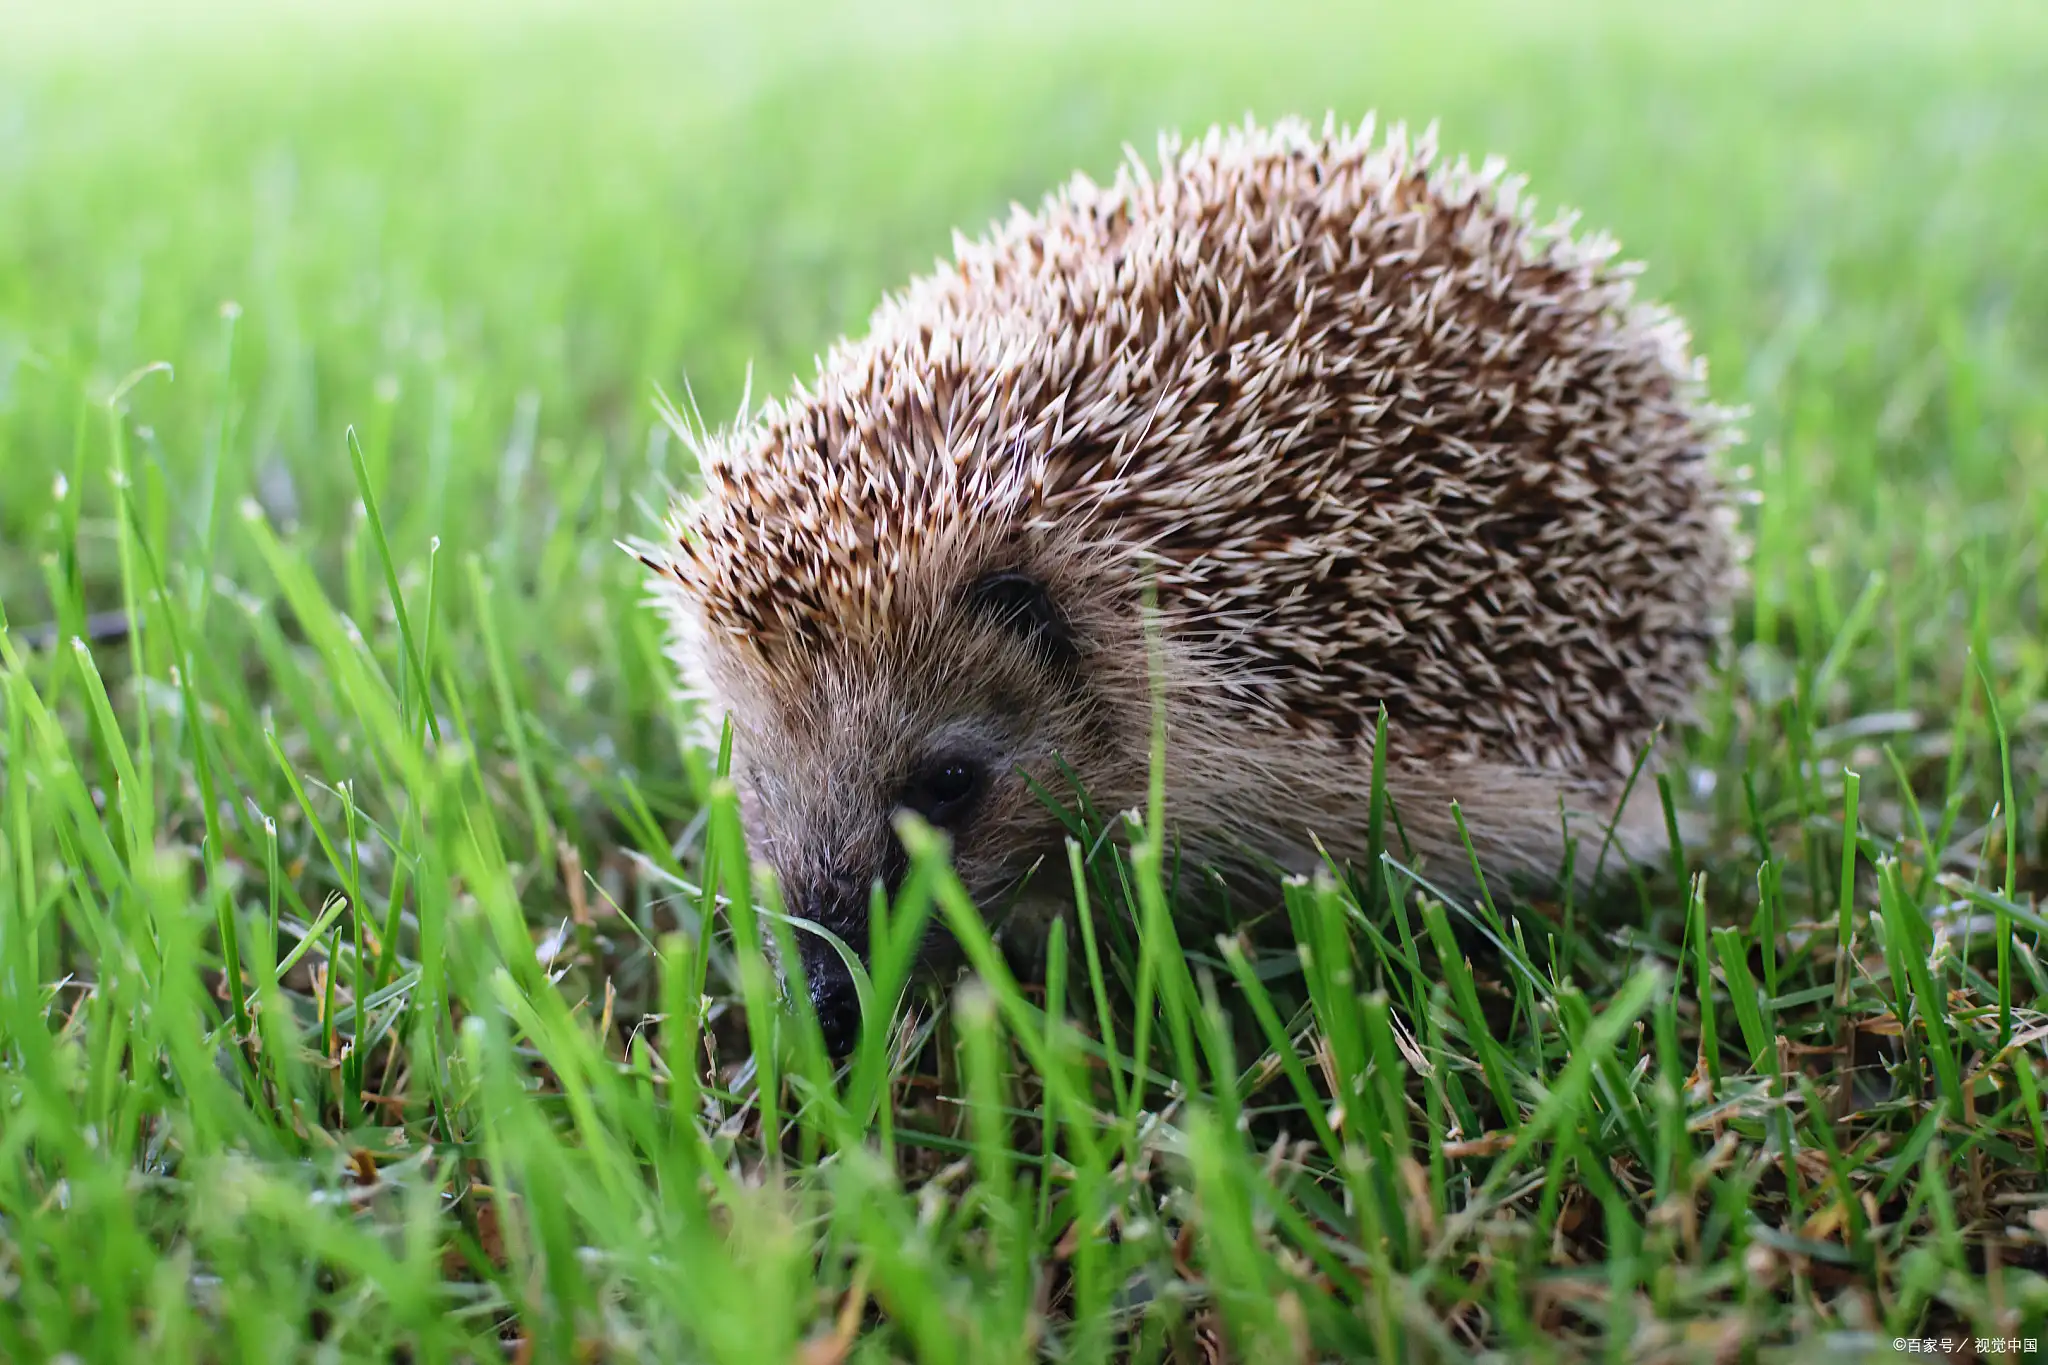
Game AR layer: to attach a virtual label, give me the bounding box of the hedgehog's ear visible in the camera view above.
[964,570,1077,669]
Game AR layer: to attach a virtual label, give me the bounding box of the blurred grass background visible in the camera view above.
[6,0,2046,814]
[7,0,2046,630]
[5,0,2048,1359]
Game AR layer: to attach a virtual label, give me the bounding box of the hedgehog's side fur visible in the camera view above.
[644,115,1738,1043]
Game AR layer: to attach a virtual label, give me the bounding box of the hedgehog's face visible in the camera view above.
[702,568,1118,1055]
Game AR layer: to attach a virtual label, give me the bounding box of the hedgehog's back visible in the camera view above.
[682,116,1735,777]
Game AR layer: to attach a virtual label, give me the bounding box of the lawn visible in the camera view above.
[3,0,2047,1359]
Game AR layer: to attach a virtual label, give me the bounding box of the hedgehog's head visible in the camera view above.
[658,483,1140,1052]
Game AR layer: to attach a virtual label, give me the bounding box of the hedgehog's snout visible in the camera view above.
[805,950,862,1059]
[786,866,881,1058]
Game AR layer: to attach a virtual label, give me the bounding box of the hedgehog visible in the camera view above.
[642,115,1737,1052]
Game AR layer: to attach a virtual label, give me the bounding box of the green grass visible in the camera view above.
[4,0,2048,1359]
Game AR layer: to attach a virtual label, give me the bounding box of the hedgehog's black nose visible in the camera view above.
[806,954,863,1059]
[788,863,888,1060]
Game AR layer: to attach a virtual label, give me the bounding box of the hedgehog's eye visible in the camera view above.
[900,756,985,829]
